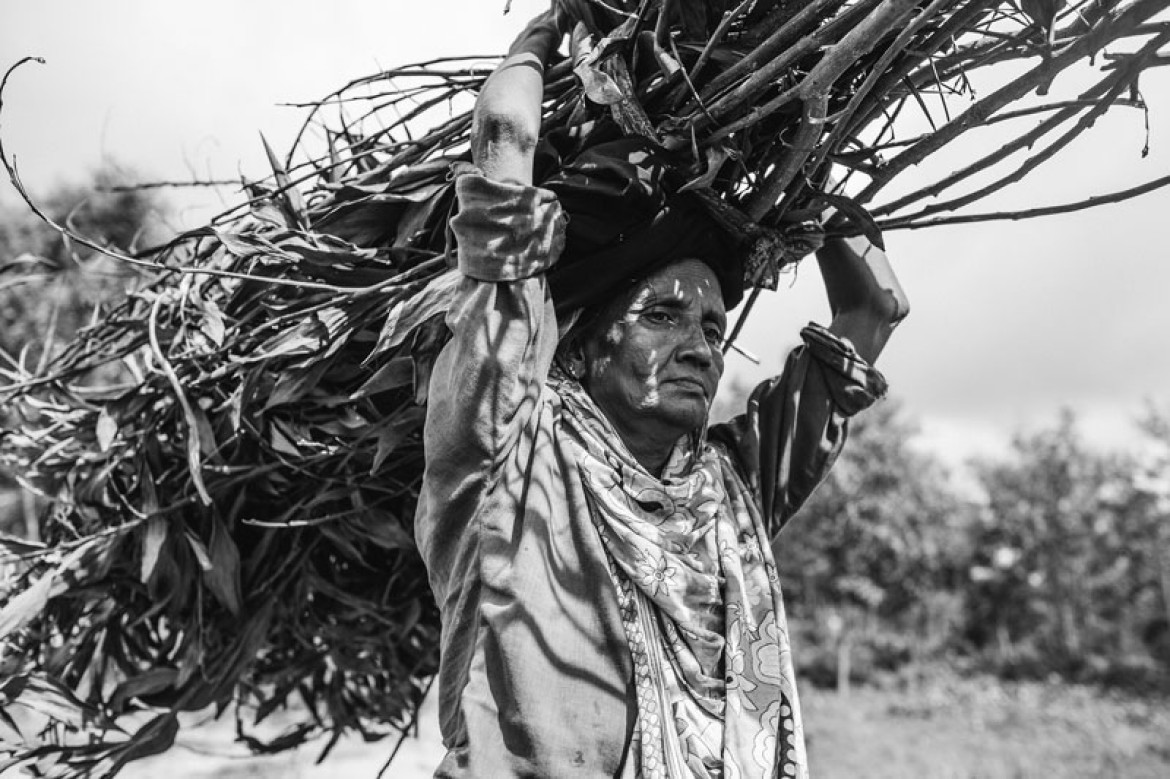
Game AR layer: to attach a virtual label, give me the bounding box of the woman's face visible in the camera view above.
[579,258,727,449]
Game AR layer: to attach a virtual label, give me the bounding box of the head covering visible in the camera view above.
[539,136,747,315]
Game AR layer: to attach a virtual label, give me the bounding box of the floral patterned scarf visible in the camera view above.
[551,368,808,779]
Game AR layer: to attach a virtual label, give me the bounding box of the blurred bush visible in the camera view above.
[749,393,1170,694]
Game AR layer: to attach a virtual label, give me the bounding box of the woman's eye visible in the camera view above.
[644,311,673,325]
[704,327,724,343]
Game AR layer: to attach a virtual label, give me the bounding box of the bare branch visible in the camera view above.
[878,172,1170,230]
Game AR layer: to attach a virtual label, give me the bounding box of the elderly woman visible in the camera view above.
[415,11,908,779]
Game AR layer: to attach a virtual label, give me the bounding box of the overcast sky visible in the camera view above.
[3,0,1168,467]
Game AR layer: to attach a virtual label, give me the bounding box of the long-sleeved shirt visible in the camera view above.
[414,173,888,778]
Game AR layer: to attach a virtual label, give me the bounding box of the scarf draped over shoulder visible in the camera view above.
[552,366,807,779]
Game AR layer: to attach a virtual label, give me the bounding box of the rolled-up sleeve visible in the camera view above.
[451,173,566,282]
[710,322,888,538]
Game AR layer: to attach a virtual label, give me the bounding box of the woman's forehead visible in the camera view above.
[634,259,724,308]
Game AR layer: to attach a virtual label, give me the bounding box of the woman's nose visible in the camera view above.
[676,324,716,368]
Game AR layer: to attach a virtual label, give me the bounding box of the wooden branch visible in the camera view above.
[874,29,1170,219]
[696,0,875,126]
[698,0,847,101]
[746,93,828,219]
[687,0,753,82]
[855,0,1170,205]
[872,64,1125,216]
[740,0,919,218]
[876,172,1170,230]
[861,97,1144,157]
[888,94,1125,221]
[805,0,955,188]
[97,179,244,192]
[704,0,917,147]
[843,0,1001,140]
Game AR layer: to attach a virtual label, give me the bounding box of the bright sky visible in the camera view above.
[3,0,1169,467]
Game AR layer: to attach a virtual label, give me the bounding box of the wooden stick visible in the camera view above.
[743,0,920,218]
[871,39,1158,217]
[877,172,1170,229]
[881,36,1167,222]
[855,0,1168,204]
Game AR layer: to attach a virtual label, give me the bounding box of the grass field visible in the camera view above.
[800,672,1170,778]
[118,671,1170,778]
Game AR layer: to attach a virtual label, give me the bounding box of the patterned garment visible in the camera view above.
[415,171,889,778]
[553,366,806,778]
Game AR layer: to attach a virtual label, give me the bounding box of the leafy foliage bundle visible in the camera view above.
[2,0,1168,774]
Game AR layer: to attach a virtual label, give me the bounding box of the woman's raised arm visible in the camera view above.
[711,214,906,536]
[421,11,567,470]
[472,11,561,185]
[815,219,910,365]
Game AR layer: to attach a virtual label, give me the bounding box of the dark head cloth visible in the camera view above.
[539,137,747,315]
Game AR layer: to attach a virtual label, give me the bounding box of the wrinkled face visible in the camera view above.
[578,259,727,447]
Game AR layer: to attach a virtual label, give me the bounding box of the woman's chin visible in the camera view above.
[651,398,711,436]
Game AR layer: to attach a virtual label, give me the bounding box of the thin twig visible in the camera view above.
[877,172,1170,230]
[688,0,754,82]
[875,29,1170,219]
[97,179,244,192]
[856,0,1168,204]
[147,295,212,506]
[376,676,436,779]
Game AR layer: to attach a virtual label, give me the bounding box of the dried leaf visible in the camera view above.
[95,407,117,452]
[371,407,426,474]
[681,146,732,192]
[201,302,226,347]
[0,532,46,557]
[572,28,627,106]
[0,706,27,746]
[203,516,242,615]
[353,512,415,551]
[7,676,95,731]
[192,406,218,459]
[104,713,180,774]
[351,357,414,400]
[185,531,213,572]
[110,669,180,713]
[0,571,54,640]
[269,420,302,458]
[139,462,160,516]
[579,65,625,104]
[265,360,332,409]
[140,516,168,584]
[368,270,458,362]
[261,133,309,229]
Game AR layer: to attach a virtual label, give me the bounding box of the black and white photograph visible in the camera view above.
[2,2,1169,777]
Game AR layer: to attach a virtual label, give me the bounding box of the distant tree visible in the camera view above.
[0,167,165,536]
[1134,401,1170,668]
[775,399,975,688]
[968,410,1168,685]
[0,168,163,365]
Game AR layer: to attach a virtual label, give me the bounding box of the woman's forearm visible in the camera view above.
[472,13,560,185]
[814,234,910,364]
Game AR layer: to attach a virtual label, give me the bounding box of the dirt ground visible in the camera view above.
[116,673,1170,779]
